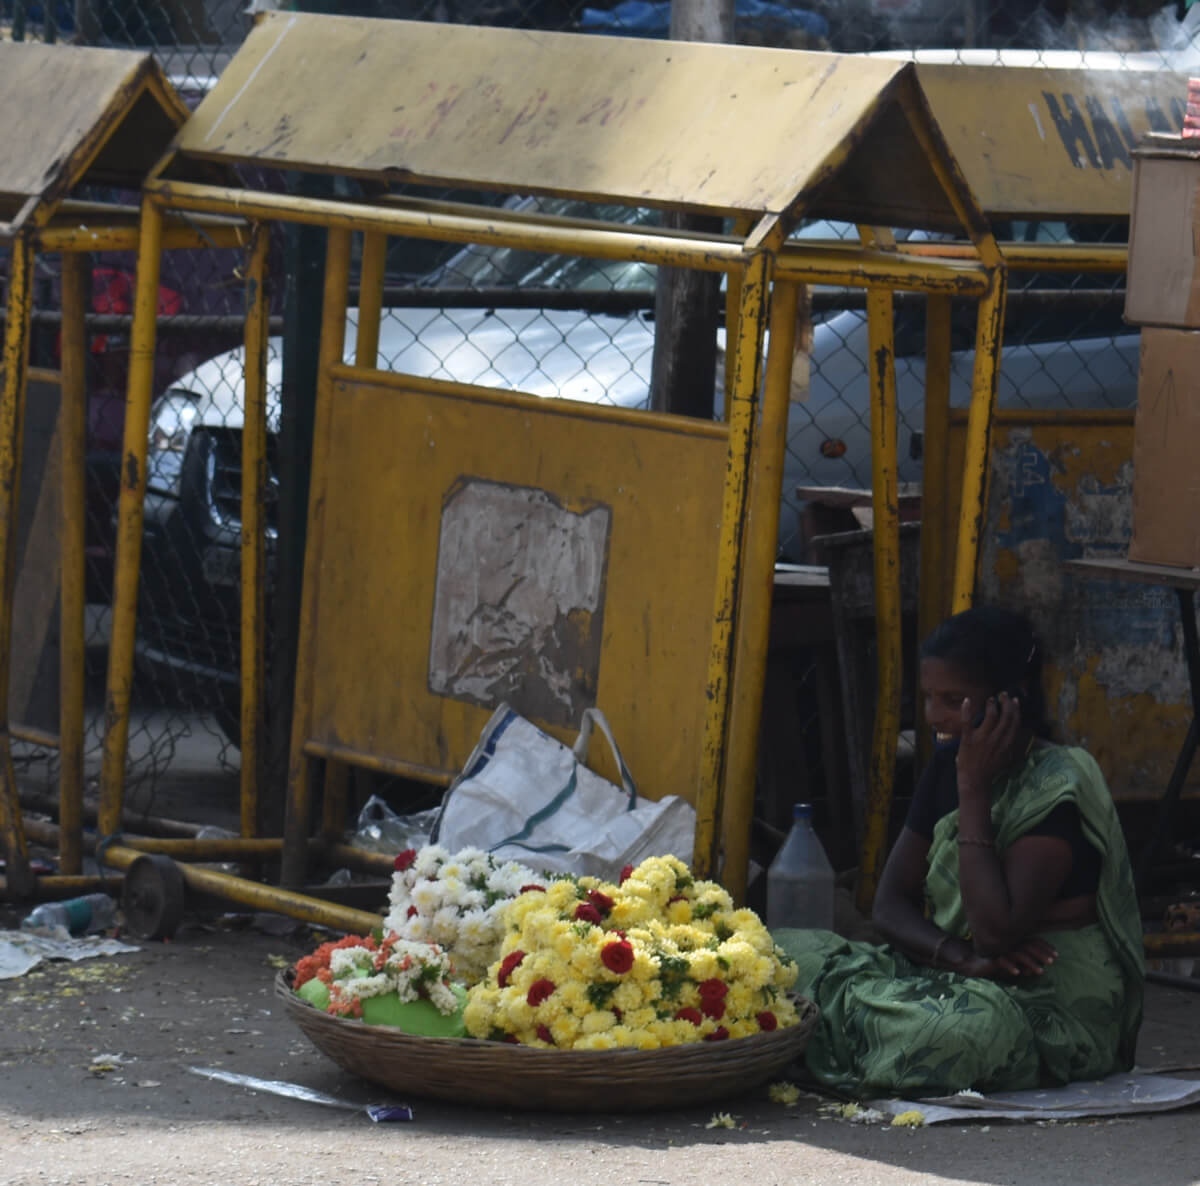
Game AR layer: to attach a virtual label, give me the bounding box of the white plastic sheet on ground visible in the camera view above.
[0,929,140,979]
[871,1071,1200,1124]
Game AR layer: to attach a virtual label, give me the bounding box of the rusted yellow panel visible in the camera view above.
[917,64,1187,220]
[173,13,974,229]
[301,369,728,806]
[0,43,186,233]
[944,412,1199,799]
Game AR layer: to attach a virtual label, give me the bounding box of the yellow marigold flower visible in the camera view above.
[546,881,580,911]
[611,979,648,1013]
[774,997,800,1026]
[725,984,754,1019]
[610,898,654,928]
[890,1110,926,1128]
[574,1032,618,1051]
[768,1081,801,1106]
[550,1014,583,1046]
[666,899,693,925]
[623,1006,658,1032]
[557,980,587,1013]
[727,1017,758,1040]
[463,997,492,1038]
[581,1009,616,1034]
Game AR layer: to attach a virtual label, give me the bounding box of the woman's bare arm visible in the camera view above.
[955,695,1074,956]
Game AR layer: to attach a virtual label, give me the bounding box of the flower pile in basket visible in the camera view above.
[292,933,469,1036]
[462,854,800,1049]
[382,845,542,985]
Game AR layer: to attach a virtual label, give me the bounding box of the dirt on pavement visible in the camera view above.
[0,897,1198,1186]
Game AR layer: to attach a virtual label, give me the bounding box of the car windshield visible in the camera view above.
[420,197,662,291]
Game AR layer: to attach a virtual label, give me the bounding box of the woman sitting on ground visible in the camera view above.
[774,606,1144,1098]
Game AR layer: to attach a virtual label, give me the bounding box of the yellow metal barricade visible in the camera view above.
[0,43,338,919]
[90,14,1012,917]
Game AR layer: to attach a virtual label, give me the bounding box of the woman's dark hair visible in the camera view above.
[920,606,1052,737]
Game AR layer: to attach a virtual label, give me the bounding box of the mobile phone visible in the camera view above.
[971,687,1022,728]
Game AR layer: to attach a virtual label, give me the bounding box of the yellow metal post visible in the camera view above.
[355,230,386,369]
[719,278,798,902]
[0,234,34,897]
[723,216,753,408]
[310,229,387,846]
[856,287,902,914]
[915,294,953,770]
[58,252,89,876]
[240,225,270,839]
[697,251,771,881]
[951,272,1007,612]
[281,226,352,889]
[320,760,349,842]
[98,199,164,842]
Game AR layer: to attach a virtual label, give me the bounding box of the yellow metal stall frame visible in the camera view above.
[99,14,1010,916]
[827,67,1194,932]
[0,43,256,903]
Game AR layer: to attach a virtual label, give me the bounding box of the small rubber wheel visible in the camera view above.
[122,854,186,940]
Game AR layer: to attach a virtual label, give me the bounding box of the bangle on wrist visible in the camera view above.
[957,835,994,848]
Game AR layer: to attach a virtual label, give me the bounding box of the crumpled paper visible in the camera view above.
[0,929,140,979]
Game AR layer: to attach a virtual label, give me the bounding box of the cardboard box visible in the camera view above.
[1127,140,1200,330]
[1130,327,1200,567]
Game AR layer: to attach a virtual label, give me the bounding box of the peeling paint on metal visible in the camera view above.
[978,423,1197,797]
[427,477,610,726]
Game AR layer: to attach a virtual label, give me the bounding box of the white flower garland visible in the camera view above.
[384,845,541,985]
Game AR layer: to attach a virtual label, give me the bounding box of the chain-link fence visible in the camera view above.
[2,0,1195,860]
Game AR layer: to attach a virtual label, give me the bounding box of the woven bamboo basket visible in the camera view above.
[275,970,818,1112]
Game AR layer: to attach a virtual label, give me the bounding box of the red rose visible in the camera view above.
[574,903,603,925]
[698,978,728,1002]
[619,864,634,884]
[600,940,635,974]
[704,1026,730,1042]
[756,1011,778,1032]
[674,1007,703,1026]
[527,978,557,1007]
[612,1007,623,1021]
[502,1034,519,1044]
[497,950,526,988]
[536,1024,554,1044]
[394,849,417,872]
[406,905,418,918]
[520,884,546,894]
[700,998,726,1021]
[586,889,615,916]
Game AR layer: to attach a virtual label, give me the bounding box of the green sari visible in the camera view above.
[774,746,1144,1098]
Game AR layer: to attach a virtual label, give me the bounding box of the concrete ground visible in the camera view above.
[3,709,1200,1185]
[0,915,1198,1186]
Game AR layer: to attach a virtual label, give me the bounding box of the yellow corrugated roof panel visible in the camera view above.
[0,42,187,234]
[171,13,976,230]
[917,62,1187,220]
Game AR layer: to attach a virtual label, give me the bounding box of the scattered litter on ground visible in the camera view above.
[767,1081,801,1105]
[870,1071,1200,1125]
[0,930,140,979]
[185,1066,414,1122]
[826,1102,888,1125]
[889,1109,926,1128]
[705,1112,738,1129]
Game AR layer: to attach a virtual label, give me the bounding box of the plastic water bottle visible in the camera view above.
[21,894,117,936]
[766,803,835,931]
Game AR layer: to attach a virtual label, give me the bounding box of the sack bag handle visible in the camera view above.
[572,707,637,805]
